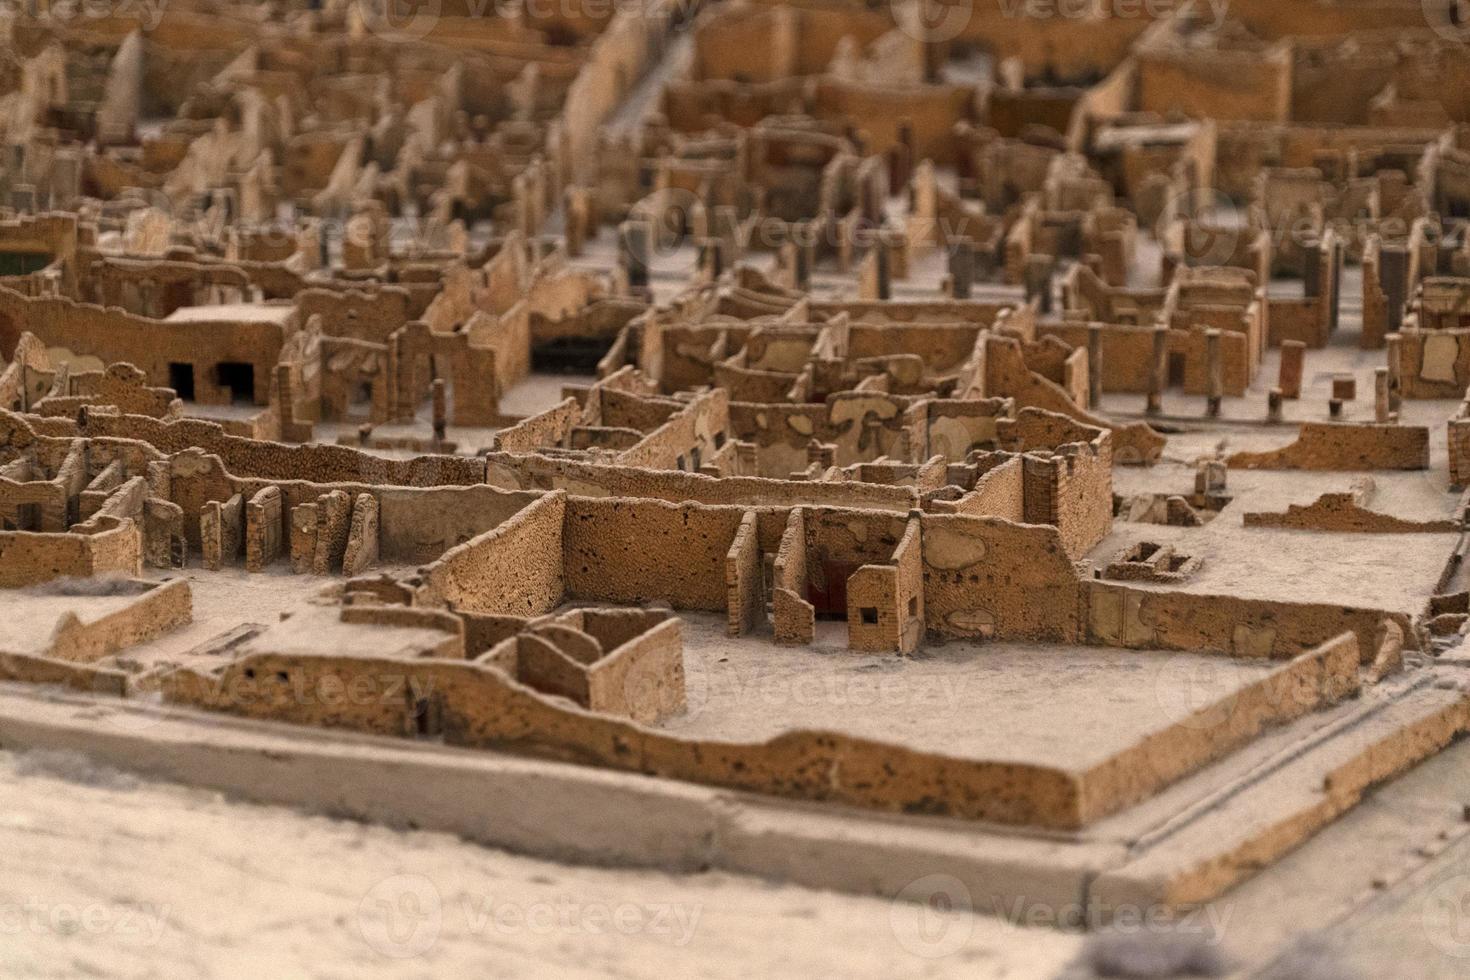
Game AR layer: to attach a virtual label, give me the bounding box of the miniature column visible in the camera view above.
[948,239,974,300]
[1301,237,1323,299]
[431,378,447,444]
[889,120,914,197]
[779,242,800,290]
[1268,387,1283,423]
[1374,367,1391,423]
[1385,333,1403,414]
[699,238,724,282]
[1205,328,1223,418]
[875,239,891,300]
[795,238,812,291]
[1087,324,1104,410]
[1024,254,1053,314]
[619,219,651,295]
[1278,340,1306,400]
[1381,246,1408,333]
[796,225,815,291]
[1146,325,1168,416]
[563,186,589,257]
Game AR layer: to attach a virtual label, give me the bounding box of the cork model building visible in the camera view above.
[5,0,1470,975]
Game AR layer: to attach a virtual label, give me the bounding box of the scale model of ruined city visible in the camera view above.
[5,0,1470,974]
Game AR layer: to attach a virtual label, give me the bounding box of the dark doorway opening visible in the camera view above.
[531,337,616,374]
[168,362,195,401]
[1168,352,1187,388]
[807,560,857,620]
[216,362,255,404]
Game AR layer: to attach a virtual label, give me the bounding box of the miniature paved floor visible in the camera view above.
[0,591,152,657]
[660,615,1279,770]
[1102,462,1460,613]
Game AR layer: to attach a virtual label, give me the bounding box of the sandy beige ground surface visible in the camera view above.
[0,749,1083,980]
[8,734,1470,979]
[661,615,1279,768]
[1101,461,1461,613]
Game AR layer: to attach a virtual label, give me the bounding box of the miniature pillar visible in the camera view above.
[1205,328,1222,418]
[619,220,651,293]
[563,186,589,257]
[1146,326,1167,416]
[1278,340,1306,400]
[699,238,724,281]
[1328,238,1342,331]
[1023,255,1052,313]
[1385,333,1403,413]
[1087,324,1104,410]
[796,228,814,291]
[889,120,913,196]
[431,378,447,442]
[949,239,974,299]
[1381,246,1408,332]
[1374,367,1391,423]
[874,240,891,300]
[275,363,294,422]
[1301,238,1323,298]
[779,242,799,289]
[1268,387,1283,423]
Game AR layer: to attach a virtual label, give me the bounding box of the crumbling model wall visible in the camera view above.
[0,516,142,587]
[921,514,1082,643]
[1226,422,1430,471]
[0,287,289,407]
[563,496,745,611]
[82,412,486,485]
[414,492,566,616]
[1086,580,1411,663]
[45,578,193,663]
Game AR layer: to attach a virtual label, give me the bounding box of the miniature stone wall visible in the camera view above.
[563,496,745,611]
[1086,580,1412,663]
[1226,422,1430,471]
[725,511,763,636]
[45,578,192,663]
[0,516,142,587]
[921,514,1082,643]
[83,412,487,485]
[773,506,815,645]
[414,492,566,616]
[0,287,290,408]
